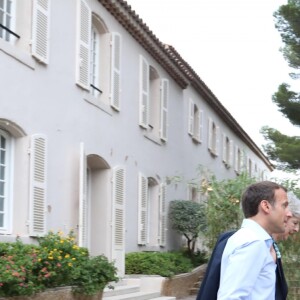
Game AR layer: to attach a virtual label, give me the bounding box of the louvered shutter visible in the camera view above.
[215,126,220,156]
[194,106,201,142]
[76,0,91,90]
[113,167,125,249]
[199,110,203,143]
[160,79,168,141]
[32,0,50,64]
[29,134,47,236]
[222,133,227,163]
[78,142,87,247]
[139,56,149,128]
[234,145,239,172]
[110,32,122,110]
[229,140,234,166]
[208,118,213,151]
[138,173,148,245]
[159,184,166,247]
[188,99,194,135]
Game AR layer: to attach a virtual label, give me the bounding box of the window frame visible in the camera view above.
[0,129,13,234]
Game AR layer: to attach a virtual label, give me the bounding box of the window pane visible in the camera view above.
[1,136,5,148]
[0,197,3,211]
[0,0,4,10]
[0,181,4,196]
[7,0,12,14]
[0,213,3,227]
[0,150,5,164]
[0,166,4,180]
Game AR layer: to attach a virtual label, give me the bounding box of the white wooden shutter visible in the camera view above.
[160,79,168,141]
[29,134,47,237]
[113,167,125,249]
[199,110,203,143]
[110,32,122,110]
[234,145,239,172]
[208,118,213,151]
[138,173,148,245]
[139,55,149,128]
[76,0,91,90]
[188,99,194,135]
[215,126,220,156]
[229,140,234,167]
[159,184,166,247]
[32,0,50,64]
[78,142,87,247]
[222,133,226,163]
[194,106,201,142]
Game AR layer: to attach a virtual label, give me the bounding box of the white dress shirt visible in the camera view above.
[217,219,276,300]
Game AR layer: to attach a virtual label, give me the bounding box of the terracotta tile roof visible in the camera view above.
[98,0,273,171]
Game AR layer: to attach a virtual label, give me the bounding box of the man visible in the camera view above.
[217,181,291,300]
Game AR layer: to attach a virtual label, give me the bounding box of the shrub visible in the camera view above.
[0,231,118,297]
[169,200,206,256]
[125,251,194,277]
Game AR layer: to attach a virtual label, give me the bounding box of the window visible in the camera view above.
[247,157,252,177]
[188,99,203,143]
[138,173,166,247]
[76,0,121,110]
[0,129,12,232]
[139,55,169,141]
[188,184,199,202]
[0,0,50,65]
[234,145,245,175]
[90,26,100,97]
[208,118,219,156]
[0,0,14,42]
[222,133,233,168]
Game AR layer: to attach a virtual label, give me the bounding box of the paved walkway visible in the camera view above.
[177,296,196,300]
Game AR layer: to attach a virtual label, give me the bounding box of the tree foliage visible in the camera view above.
[262,0,300,170]
[169,200,206,256]
[203,172,255,250]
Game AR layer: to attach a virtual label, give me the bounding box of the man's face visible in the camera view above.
[269,188,291,234]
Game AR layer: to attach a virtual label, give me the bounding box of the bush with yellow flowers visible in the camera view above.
[0,231,118,297]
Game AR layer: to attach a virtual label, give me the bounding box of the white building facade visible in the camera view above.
[0,0,272,275]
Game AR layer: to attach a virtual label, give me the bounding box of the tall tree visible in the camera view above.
[261,0,300,170]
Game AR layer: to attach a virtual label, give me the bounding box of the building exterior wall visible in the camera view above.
[0,0,272,275]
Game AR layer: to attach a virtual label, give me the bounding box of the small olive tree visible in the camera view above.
[169,200,206,256]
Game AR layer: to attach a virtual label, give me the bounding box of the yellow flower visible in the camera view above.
[48,256,54,260]
[65,254,70,258]
[72,258,76,261]
[68,263,72,267]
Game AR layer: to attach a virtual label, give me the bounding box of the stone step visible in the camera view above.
[102,290,160,300]
[103,284,140,296]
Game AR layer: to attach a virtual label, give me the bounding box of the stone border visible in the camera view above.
[161,264,207,298]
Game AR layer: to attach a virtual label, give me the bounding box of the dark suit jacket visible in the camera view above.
[276,257,288,300]
[196,231,288,300]
[196,230,235,300]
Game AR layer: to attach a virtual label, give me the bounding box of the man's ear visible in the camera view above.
[260,200,270,214]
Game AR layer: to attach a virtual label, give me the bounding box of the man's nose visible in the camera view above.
[286,208,293,217]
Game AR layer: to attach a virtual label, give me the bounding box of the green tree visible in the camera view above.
[169,200,206,256]
[261,0,300,171]
[203,172,255,250]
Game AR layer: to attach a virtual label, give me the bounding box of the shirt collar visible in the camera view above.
[241,218,273,247]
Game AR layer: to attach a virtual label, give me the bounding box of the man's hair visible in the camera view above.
[241,181,287,218]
